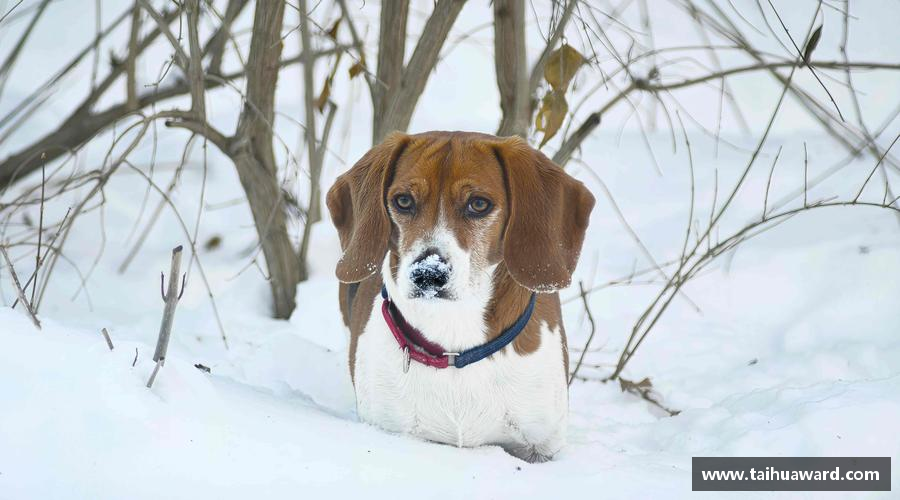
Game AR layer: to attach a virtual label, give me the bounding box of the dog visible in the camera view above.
[326,131,594,462]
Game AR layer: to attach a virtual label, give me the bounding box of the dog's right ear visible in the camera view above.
[326,133,410,283]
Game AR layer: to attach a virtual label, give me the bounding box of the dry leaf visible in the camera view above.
[317,53,343,112]
[618,376,681,416]
[619,377,653,393]
[802,24,822,66]
[316,78,332,112]
[535,90,569,147]
[204,235,222,251]
[325,17,342,41]
[349,54,367,79]
[544,44,585,92]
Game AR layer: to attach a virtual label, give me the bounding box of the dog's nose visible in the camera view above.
[409,248,451,292]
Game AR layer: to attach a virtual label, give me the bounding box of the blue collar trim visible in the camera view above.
[381,286,538,368]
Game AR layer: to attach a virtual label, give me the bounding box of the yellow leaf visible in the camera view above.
[348,54,366,79]
[316,78,331,112]
[535,90,568,148]
[326,17,342,41]
[317,53,344,112]
[544,44,584,92]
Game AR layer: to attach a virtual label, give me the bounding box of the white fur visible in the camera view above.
[353,221,568,461]
[391,217,497,351]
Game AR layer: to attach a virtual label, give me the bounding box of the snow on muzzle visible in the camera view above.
[408,248,453,299]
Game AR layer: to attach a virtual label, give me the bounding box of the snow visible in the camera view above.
[1,1,898,498]
[407,253,452,299]
[2,131,897,499]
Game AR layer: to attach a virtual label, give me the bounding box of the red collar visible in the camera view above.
[380,286,537,372]
[381,298,453,370]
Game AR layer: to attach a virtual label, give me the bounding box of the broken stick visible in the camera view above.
[147,245,185,388]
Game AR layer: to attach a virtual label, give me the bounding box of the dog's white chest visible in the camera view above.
[353,296,568,458]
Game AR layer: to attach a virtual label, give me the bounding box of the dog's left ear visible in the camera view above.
[327,133,410,283]
[493,137,595,292]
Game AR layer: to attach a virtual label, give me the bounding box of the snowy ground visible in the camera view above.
[1,130,897,499]
[1,0,899,498]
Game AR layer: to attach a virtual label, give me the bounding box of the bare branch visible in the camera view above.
[0,0,51,102]
[205,0,250,76]
[337,0,375,101]
[1,245,41,329]
[297,0,323,282]
[641,60,898,92]
[123,160,229,347]
[138,0,189,70]
[30,163,45,305]
[553,82,633,166]
[161,111,230,152]
[185,0,206,118]
[552,57,899,167]
[125,3,141,110]
[764,0,844,121]
[568,282,597,385]
[376,0,468,142]
[0,45,343,188]
[528,0,578,99]
[299,103,337,281]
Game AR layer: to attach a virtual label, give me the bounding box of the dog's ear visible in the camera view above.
[493,137,595,292]
[326,133,410,283]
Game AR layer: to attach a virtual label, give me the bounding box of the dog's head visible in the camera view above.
[327,131,594,302]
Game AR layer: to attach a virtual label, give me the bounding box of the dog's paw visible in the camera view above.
[504,444,554,464]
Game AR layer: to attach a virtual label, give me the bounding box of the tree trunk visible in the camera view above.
[231,0,299,319]
[373,0,467,143]
[372,0,409,143]
[230,144,299,318]
[493,0,529,137]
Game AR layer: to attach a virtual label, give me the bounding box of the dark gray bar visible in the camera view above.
[692,457,891,491]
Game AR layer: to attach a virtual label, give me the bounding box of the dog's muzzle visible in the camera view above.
[408,247,451,299]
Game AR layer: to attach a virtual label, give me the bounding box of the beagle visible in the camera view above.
[326,131,594,462]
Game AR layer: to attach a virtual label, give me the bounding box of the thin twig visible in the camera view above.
[569,282,598,385]
[1,245,40,329]
[764,0,844,121]
[31,162,45,305]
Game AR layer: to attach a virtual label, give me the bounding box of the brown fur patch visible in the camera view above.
[339,274,382,384]
[385,133,508,262]
[491,136,595,292]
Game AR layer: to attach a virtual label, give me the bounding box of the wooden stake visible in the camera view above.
[147,245,184,388]
[100,327,114,350]
[146,359,163,389]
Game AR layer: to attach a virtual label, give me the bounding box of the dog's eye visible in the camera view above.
[393,194,415,213]
[466,197,492,216]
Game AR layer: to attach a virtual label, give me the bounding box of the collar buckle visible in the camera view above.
[443,352,459,367]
